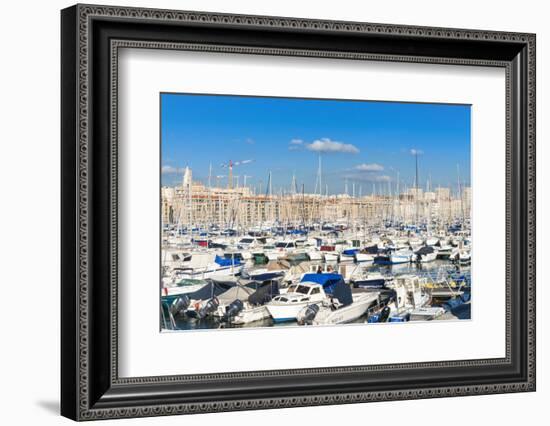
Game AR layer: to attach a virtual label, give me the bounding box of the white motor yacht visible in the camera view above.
[266,282,328,323]
[297,291,381,326]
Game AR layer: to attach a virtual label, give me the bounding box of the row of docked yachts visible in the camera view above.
[161,231,471,286]
[161,264,471,329]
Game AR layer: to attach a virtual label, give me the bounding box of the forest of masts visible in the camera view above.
[162,159,470,235]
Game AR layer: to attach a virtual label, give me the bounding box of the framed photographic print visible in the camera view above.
[61,4,536,421]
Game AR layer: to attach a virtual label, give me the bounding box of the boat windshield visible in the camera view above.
[287,284,311,294]
[295,285,311,295]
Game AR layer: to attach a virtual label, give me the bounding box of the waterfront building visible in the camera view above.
[161,167,471,229]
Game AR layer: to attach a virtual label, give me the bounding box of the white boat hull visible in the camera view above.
[265,251,282,261]
[390,252,413,264]
[306,250,323,261]
[323,253,339,263]
[409,306,446,321]
[310,294,378,325]
[177,264,243,280]
[232,306,271,324]
[425,237,439,246]
[416,252,438,263]
[266,302,313,323]
[355,253,374,263]
[162,283,206,297]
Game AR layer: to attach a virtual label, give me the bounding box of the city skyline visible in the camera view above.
[161,93,471,195]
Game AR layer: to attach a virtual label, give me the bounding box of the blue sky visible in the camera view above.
[161,93,471,195]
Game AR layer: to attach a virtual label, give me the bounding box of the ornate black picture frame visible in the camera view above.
[61,4,536,421]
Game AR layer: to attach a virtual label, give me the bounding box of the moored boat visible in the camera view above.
[350,272,388,289]
[265,273,345,322]
[297,287,380,326]
[414,246,438,263]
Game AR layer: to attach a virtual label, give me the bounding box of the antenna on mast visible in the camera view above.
[265,170,272,197]
[412,150,420,227]
[290,172,297,195]
[396,171,400,197]
[318,154,322,196]
[457,164,465,224]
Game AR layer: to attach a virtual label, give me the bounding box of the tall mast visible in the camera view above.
[267,170,272,197]
[207,163,212,226]
[457,164,464,225]
[397,171,400,197]
[396,171,400,222]
[415,151,419,228]
[318,154,322,197]
[301,183,306,226]
[266,170,273,222]
[227,160,233,189]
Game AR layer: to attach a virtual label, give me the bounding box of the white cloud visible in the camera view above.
[288,139,304,151]
[355,163,384,172]
[373,175,392,182]
[161,165,184,174]
[410,148,424,155]
[306,138,359,154]
[235,159,253,165]
[344,173,391,183]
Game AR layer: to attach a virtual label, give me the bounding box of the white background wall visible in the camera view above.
[0,0,546,424]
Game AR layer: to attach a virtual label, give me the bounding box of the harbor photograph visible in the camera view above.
[160,93,472,331]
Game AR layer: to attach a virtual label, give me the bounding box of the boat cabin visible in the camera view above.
[275,241,297,250]
[272,283,326,304]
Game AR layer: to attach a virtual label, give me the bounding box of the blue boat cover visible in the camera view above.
[367,314,380,323]
[215,255,241,267]
[330,280,353,306]
[301,273,343,285]
[342,249,359,255]
[300,273,347,296]
[288,229,306,235]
